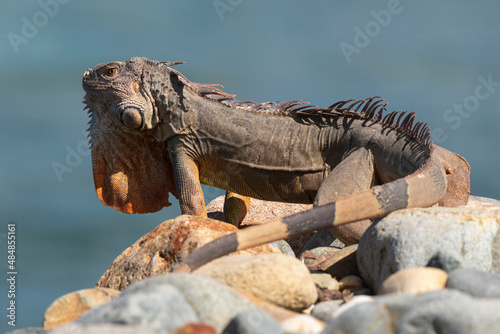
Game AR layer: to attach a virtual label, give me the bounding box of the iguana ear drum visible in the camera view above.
[121,108,143,129]
[90,125,178,214]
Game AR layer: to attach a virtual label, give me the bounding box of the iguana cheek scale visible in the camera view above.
[82,57,469,273]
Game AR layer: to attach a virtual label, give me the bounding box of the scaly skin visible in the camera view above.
[82,57,470,271]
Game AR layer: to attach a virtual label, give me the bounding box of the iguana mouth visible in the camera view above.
[82,82,110,90]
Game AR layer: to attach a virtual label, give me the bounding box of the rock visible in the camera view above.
[352,288,373,296]
[426,250,463,272]
[75,284,198,332]
[51,323,161,333]
[280,314,326,334]
[357,207,500,292]
[222,309,282,334]
[42,288,120,329]
[338,275,365,292]
[447,268,500,298]
[268,240,295,257]
[207,195,314,255]
[310,300,344,323]
[195,254,318,311]
[235,287,305,323]
[312,273,339,291]
[303,244,359,279]
[96,215,280,290]
[324,289,500,334]
[123,273,259,332]
[171,323,218,334]
[378,267,448,295]
[300,230,341,255]
[468,195,500,207]
[5,328,47,334]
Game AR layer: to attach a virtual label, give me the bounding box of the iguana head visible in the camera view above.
[82,57,181,214]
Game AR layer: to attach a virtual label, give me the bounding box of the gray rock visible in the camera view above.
[268,240,295,257]
[223,309,282,334]
[124,273,258,332]
[5,328,47,334]
[52,323,160,333]
[323,289,500,334]
[300,230,341,255]
[75,284,198,333]
[426,250,463,272]
[303,244,359,279]
[447,268,500,298]
[311,300,344,323]
[357,207,500,292]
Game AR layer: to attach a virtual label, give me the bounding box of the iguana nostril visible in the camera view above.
[83,70,90,78]
[121,108,143,129]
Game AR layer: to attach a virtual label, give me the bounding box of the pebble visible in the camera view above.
[338,275,365,292]
[378,267,448,295]
[280,314,326,334]
[311,273,339,291]
[195,254,318,311]
[311,300,344,323]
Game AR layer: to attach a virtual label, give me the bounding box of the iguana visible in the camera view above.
[82,57,470,272]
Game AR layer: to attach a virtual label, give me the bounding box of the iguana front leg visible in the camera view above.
[314,147,375,245]
[168,138,207,217]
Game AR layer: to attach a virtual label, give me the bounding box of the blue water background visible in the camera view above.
[1,0,499,330]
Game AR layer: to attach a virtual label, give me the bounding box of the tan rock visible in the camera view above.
[338,275,365,292]
[43,287,120,329]
[280,314,326,334]
[195,253,318,311]
[96,215,280,290]
[235,288,304,323]
[378,267,448,295]
[311,273,339,291]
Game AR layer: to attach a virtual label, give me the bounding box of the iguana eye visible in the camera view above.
[106,67,118,76]
[121,108,143,129]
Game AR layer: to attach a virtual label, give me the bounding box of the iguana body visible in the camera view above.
[82,57,470,271]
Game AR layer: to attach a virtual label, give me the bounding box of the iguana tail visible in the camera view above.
[174,154,446,273]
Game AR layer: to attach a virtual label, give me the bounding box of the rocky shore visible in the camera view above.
[9,195,500,334]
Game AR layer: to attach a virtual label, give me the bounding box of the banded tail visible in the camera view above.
[174,155,446,273]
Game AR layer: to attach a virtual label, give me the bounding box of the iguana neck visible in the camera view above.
[147,68,197,142]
